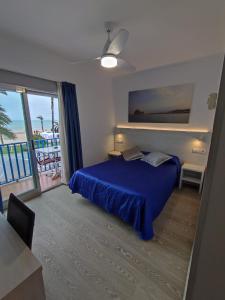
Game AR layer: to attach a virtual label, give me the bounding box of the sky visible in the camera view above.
[0,91,59,121]
[129,83,194,114]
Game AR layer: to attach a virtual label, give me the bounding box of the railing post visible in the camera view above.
[7,144,15,182]
[14,143,21,179]
[26,142,32,176]
[20,143,27,177]
[0,145,8,184]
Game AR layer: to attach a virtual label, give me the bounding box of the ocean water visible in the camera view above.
[8,120,58,133]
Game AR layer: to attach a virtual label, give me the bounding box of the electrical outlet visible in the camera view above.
[192,148,206,154]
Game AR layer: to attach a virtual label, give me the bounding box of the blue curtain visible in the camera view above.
[61,82,83,177]
[0,188,3,213]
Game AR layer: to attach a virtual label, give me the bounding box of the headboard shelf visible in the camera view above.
[116,123,209,134]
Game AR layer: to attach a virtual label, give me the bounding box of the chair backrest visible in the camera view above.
[7,193,35,249]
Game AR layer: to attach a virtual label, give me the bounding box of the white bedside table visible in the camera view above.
[108,150,121,159]
[179,163,205,193]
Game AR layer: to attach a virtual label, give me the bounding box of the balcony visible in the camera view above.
[0,138,61,201]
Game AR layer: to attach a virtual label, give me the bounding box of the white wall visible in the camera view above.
[0,33,115,166]
[112,54,224,164]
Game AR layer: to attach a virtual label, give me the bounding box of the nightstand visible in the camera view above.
[108,150,121,159]
[179,163,205,193]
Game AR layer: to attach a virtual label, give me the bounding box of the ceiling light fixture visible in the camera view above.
[101,54,117,68]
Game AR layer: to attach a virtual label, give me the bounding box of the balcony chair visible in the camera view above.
[36,153,61,175]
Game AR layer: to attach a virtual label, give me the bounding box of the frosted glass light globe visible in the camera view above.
[101,55,117,68]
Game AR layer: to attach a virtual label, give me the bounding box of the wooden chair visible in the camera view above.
[7,193,35,249]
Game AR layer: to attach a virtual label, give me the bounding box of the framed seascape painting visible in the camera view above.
[128,83,194,123]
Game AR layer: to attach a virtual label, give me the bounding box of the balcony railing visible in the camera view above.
[0,138,60,185]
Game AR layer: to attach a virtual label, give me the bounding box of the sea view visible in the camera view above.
[1,119,59,143]
[8,120,57,133]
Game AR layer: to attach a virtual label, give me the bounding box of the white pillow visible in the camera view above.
[122,146,144,161]
[141,152,172,167]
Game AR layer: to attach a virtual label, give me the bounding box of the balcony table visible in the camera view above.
[0,215,45,300]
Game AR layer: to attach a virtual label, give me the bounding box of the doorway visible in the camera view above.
[0,85,62,206]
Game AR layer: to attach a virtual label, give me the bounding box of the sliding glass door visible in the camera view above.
[26,92,61,192]
[0,86,40,205]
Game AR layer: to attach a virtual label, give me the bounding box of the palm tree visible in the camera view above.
[0,105,16,144]
[37,115,44,131]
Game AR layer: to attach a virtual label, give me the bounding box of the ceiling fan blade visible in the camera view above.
[70,57,100,65]
[102,39,111,55]
[106,29,129,55]
[117,58,136,72]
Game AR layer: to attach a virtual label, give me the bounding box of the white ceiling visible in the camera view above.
[0,0,225,71]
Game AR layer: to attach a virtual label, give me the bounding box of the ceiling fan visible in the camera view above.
[71,22,136,72]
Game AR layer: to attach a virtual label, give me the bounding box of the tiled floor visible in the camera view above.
[1,172,61,201]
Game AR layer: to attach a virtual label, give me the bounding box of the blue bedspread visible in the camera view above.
[69,155,180,240]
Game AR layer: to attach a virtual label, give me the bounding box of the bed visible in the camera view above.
[69,154,181,240]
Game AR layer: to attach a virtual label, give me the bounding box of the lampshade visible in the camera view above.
[101,55,117,68]
[115,133,124,143]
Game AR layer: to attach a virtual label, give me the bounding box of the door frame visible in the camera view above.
[0,83,41,204]
[184,56,225,299]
